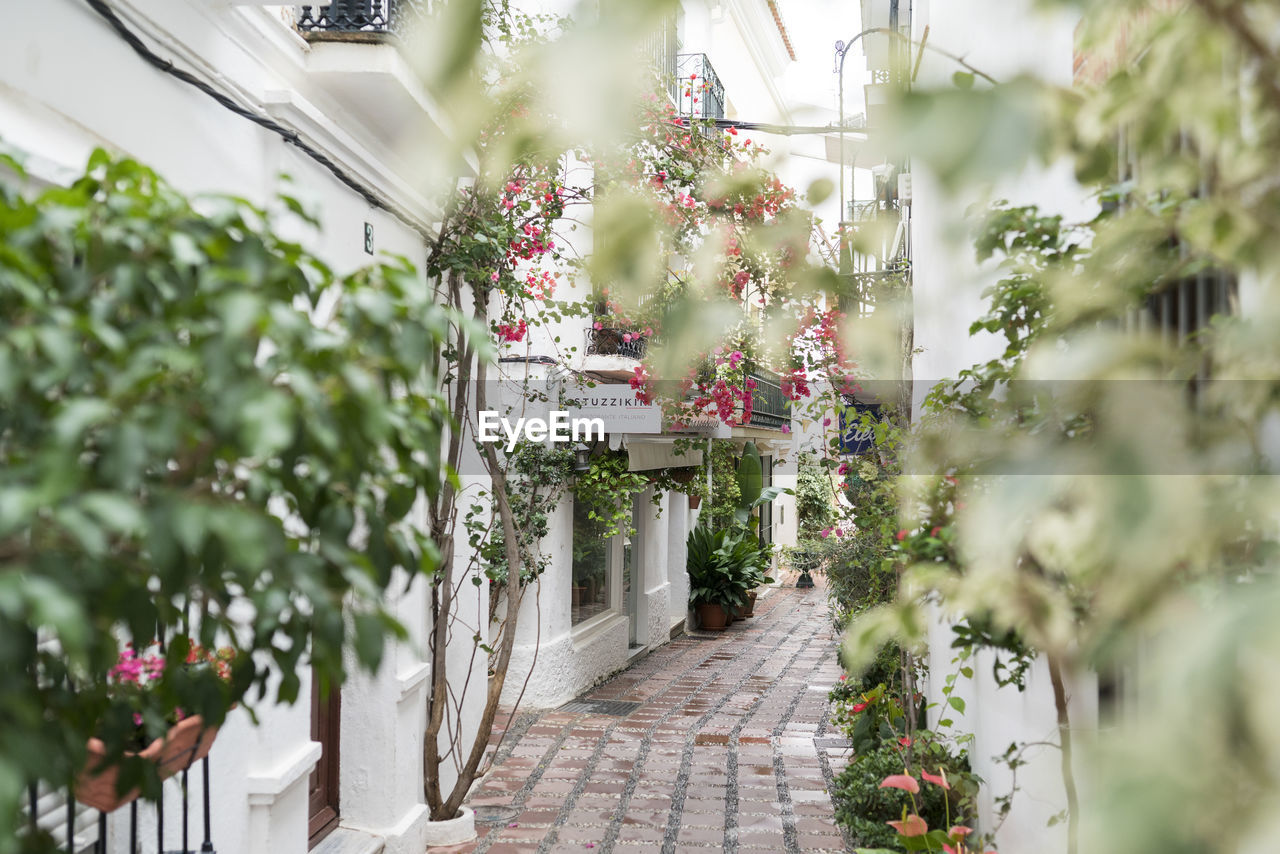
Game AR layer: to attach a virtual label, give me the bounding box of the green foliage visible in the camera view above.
[794,452,836,534]
[473,443,575,587]
[735,441,763,508]
[703,439,742,530]
[686,524,770,610]
[831,735,977,849]
[846,3,1280,850]
[0,151,453,840]
[569,451,647,541]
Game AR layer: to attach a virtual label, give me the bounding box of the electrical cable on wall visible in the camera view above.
[83,0,434,240]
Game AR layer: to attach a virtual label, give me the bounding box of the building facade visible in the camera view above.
[2,2,470,853]
[3,2,799,852]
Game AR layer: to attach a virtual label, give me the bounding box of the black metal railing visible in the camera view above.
[836,267,910,318]
[847,198,899,223]
[747,366,789,430]
[586,327,648,360]
[641,14,679,105]
[24,757,217,854]
[676,53,726,120]
[296,0,428,39]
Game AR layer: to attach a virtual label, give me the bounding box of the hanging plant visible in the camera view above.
[570,452,648,539]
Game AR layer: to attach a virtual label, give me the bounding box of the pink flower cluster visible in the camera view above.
[879,771,990,853]
[629,365,655,405]
[522,270,557,301]
[498,319,528,343]
[110,646,166,686]
[778,368,811,401]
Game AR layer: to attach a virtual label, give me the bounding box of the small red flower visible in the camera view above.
[899,736,913,747]
[851,702,868,713]
[896,529,908,541]
[931,526,941,537]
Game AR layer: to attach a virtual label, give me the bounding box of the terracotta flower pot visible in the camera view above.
[742,591,757,617]
[687,495,702,509]
[75,715,222,812]
[696,603,728,631]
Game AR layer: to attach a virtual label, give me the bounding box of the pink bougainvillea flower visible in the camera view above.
[878,774,919,793]
[896,529,908,541]
[851,702,868,713]
[922,769,950,790]
[593,321,603,330]
[781,424,791,434]
[823,417,831,427]
[819,527,832,539]
[886,815,928,836]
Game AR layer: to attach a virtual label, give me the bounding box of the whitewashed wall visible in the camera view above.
[906,2,1098,852]
[0,1,474,851]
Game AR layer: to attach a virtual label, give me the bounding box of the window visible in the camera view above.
[571,497,615,625]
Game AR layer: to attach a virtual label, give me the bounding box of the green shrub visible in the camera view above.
[831,734,977,847]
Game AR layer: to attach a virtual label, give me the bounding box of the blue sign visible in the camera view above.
[839,402,881,455]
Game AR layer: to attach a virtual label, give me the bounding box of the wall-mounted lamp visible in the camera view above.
[572,442,593,473]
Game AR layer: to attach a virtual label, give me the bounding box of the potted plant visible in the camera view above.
[687,525,755,630]
[75,641,234,812]
[736,543,776,618]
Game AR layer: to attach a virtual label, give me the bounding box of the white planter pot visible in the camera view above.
[422,806,476,847]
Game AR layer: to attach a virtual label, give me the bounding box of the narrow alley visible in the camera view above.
[437,583,852,853]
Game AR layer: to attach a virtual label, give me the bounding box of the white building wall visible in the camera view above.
[1,2,475,851]
[905,2,1096,852]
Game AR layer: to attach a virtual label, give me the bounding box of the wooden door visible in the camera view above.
[308,673,341,847]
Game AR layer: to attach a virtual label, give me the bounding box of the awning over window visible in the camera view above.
[624,439,704,472]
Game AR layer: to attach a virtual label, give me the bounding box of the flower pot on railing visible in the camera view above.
[74,715,222,812]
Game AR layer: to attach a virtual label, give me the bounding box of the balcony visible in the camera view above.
[847,198,899,223]
[642,14,680,106]
[276,0,455,228]
[676,53,726,121]
[746,366,790,431]
[296,1,428,42]
[586,327,648,360]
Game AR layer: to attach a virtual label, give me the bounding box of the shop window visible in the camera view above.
[571,497,614,625]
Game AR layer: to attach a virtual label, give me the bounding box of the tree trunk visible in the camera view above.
[1047,652,1079,854]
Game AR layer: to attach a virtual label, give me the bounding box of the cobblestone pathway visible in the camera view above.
[432,582,853,854]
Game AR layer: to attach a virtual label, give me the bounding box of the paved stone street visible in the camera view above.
[433,582,853,854]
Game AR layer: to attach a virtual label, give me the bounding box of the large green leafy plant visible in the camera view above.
[843,2,1280,852]
[0,150,453,848]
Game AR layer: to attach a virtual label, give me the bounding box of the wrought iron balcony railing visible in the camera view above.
[586,327,648,360]
[642,15,680,106]
[296,0,428,40]
[676,53,726,121]
[747,366,790,431]
[847,198,900,223]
